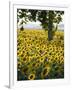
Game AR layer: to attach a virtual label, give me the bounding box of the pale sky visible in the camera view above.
[24,21,42,29]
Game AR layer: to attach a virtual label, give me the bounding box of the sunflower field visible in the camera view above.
[17,29,64,80]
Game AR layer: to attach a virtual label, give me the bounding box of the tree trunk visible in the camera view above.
[55,24,58,31]
[20,24,24,31]
[48,30,53,41]
[48,11,54,41]
[20,26,24,30]
[48,21,53,41]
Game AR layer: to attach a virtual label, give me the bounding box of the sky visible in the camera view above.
[23,21,42,29]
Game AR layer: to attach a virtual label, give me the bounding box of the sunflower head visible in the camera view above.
[39,57,44,63]
[22,57,27,63]
[41,66,50,78]
[17,61,22,68]
[28,73,35,80]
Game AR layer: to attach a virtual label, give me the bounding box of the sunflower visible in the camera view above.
[44,53,49,57]
[53,46,57,52]
[36,63,40,67]
[39,57,44,63]
[21,66,29,75]
[36,46,40,50]
[32,54,37,60]
[19,51,23,56]
[54,54,60,60]
[58,47,63,51]
[32,62,37,67]
[48,52,52,56]
[17,61,22,68]
[28,56,32,62]
[41,66,50,78]
[60,56,64,61]
[48,56,53,62]
[51,51,55,55]
[28,73,35,80]
[22,57,27,63]
[17,51,20,56]
[48,47,53,52]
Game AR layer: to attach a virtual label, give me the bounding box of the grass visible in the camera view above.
[17,29,64,80]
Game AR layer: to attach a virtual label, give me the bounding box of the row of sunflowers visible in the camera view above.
[17,29,64,80]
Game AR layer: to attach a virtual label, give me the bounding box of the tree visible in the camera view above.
[17,9,64,40]
[17,9,30,30]
[53,11,64,30]
[20,20,24,30]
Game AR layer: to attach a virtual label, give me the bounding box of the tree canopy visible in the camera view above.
[17,9,64,40]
